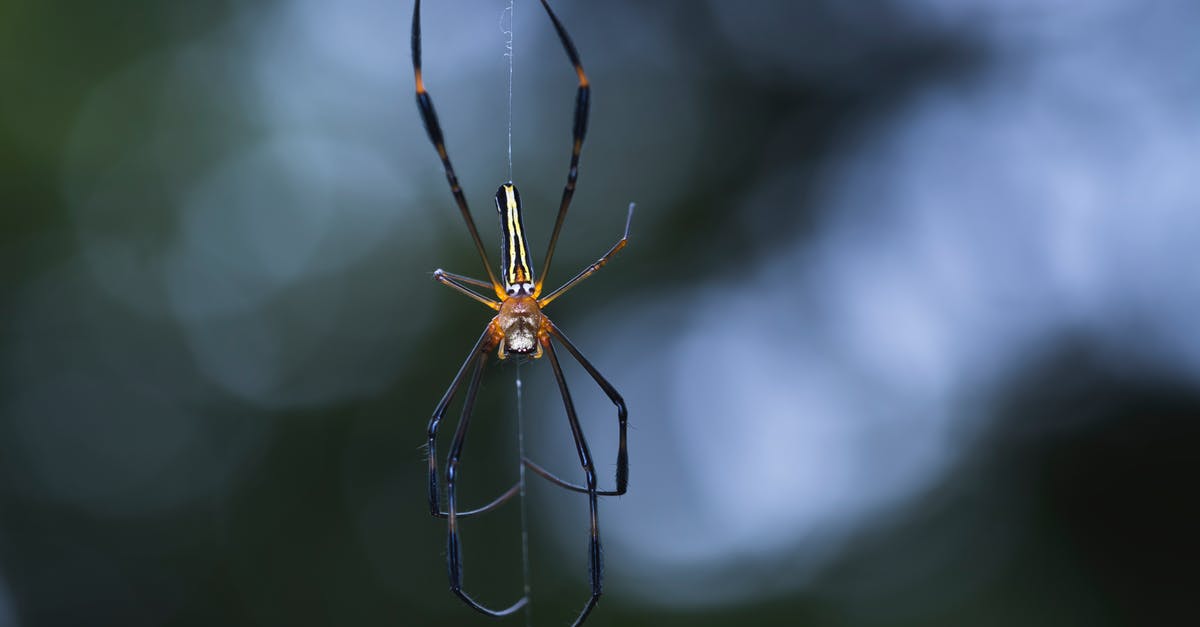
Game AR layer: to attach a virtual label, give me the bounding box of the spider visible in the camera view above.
[411,0,632,624]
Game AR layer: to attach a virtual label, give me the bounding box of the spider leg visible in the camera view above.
[444,341,528,616]
[434,269,494,290]
[533,0,590,297]
[538,203,634,308]
[426,327,517,519]
[523,322,628,496]
[433,270,501,310]
[412,0,503,296]
[541,336,604,626]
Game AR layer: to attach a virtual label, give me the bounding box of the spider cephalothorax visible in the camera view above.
[494,295,543,358]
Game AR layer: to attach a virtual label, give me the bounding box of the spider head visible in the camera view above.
[503,319,539,356]
[497,295,544,359]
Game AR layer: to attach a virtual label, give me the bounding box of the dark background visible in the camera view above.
[2,1,1198,626]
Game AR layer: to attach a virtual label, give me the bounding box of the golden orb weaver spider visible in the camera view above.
[411,0,632,624]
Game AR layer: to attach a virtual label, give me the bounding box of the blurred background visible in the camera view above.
[2,0,1198,625]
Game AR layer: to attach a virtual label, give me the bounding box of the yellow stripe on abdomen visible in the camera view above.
[496,183,533,293]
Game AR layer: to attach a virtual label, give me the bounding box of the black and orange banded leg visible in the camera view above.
[534,0,591,297]
[444,342,528,617]
[522,321,628,497]
[433,269,502,310]
[426,328,520,520]
[541,337,604,627]
[412,0,503,295]
[538,202,635,307]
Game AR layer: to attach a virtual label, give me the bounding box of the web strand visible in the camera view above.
[506,4,531,625]
[503,0,515,182]
[515,362,533,627]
